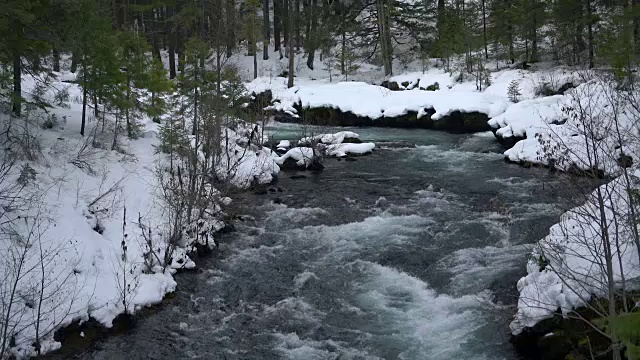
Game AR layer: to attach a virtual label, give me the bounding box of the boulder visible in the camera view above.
[380,80,401,91]
[491,128,526,149]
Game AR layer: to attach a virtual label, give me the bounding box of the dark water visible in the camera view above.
[57,124,578,360]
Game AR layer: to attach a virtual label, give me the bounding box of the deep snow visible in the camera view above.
[0,72,279,358]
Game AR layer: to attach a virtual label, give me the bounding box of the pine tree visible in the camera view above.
[143,59,174,124]
[507,79,522,103]
[69,0,117,136]
[243,0,262,79]
[0,0,52,117]
[116,31,151,138]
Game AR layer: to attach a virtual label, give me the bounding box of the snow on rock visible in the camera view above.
[275,147,316,168]
[511,173,640,335]
[299,131,360,145]
[277,140,291,149]
[388,69,456,91]
[325,142,375,157]
[187,123,279,188]
[488,95,565,139]
[248,79,510,121]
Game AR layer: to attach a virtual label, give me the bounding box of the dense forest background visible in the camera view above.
[3,0,640,124]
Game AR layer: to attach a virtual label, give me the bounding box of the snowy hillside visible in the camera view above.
[0,74,279,358]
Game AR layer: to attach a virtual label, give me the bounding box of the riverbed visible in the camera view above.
[51,124,581,360]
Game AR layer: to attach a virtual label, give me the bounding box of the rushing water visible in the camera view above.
[54,124,579,360]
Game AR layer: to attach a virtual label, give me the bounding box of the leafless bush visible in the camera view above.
[112,207,140,316]
[0,210,82,357]
[69,126,103,175]
[84,174,124,235]
[0,115,42,162]
[519,77,640,360]
[533,72,561,97]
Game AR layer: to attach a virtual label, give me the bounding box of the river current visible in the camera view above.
[55,124,578,360]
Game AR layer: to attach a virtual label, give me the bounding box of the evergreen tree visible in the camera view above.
[144,59,174,124]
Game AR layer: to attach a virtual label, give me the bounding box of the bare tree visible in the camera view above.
[514,78,640,359]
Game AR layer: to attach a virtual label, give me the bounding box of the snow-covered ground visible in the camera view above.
[0,73,279,357]
[501,80,640,176]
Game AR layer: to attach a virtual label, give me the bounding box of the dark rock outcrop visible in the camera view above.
[380,80,401,91]
[272,103,490,133]
[511,306,619,360]
[556,82,575,94]
[491,128,526,149]
[248,89,492,133]
[277,156,324,172]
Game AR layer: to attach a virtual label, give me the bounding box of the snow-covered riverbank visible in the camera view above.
[0,75,280,358]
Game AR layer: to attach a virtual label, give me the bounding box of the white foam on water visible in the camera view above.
[286,214,434,264]
[473,131,498,138]
[293,271,319,290]
[273,332,382,360]
[353,260,499,360]
[413,145,504,164]
[434,245,531,296]
[264,297,327,324]
[223,243,284,269]
[264,204,329,228]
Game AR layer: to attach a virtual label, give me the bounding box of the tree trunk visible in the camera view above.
[93,91,98,118]
[274,0,282,50]
[341,23,346,74]
[634,0,640,52]
[531,1,538,63]
[177,28,185,73]
[151,9,162,62]
[81,61,87,136]
[126,73,132,138]
[287,0,295,88]
[53,48,61,72]
[586,0,594,68]
[377,0,392,76]
[12,46,21,117]
[263,0,270,60]
[295,0,301,50]
[436,0,445,57]
[575,0,585,65]
[283,0,290,47]
[482,0,488,59]
[71,52,78,73]
[254,47,258,79]
[226,0,236,56]
[384,0,392,75]
[169,40,176,78]
[306,0,317,70]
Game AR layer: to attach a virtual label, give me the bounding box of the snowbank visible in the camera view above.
[511,173,640,335]
[501,81,639,176]
[248,79,510,121]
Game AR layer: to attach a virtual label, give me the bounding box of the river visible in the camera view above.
[52,124,579,360]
